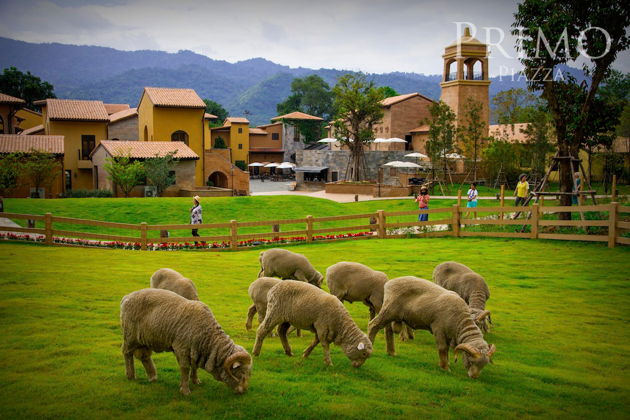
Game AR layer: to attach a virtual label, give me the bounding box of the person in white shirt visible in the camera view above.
[467,183,478,208]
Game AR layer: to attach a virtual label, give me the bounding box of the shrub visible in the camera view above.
[235,160,247,171]
[214,136,227,149]
[63,189,113,198]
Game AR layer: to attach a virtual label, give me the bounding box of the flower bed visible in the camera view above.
[0,231,375,250]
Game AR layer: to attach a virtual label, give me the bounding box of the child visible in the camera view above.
[514,174,529,206]
[467,183,478,209]
[416,186,430,221]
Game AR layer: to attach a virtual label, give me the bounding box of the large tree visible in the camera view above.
[143,152,177,197]
[0,153,19,196]
[513,0,629,216]
[332,73,384,181]
[203,99,228,125]
[19,150,61,198]
[425,101,458,183]
[491,88,538,124]
[104,153,145,198]
[459,98,487,181]
[520,104,554,179]
[277,75,333,119]
[0,67,55,110]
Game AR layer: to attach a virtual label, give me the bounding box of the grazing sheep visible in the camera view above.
[150,268,199,301]
[120,288,252,395]
[433,262,491,333]
[245,277,282,331]
[368,276,496,378]
[252,280,372,367]
[258,248,323,287]
[326,261,414,341]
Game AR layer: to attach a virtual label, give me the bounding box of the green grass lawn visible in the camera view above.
[2,196,501,238]
[0,239,628,419]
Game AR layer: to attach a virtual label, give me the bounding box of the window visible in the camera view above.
[65,170,72,191]
[81,135,96,159]
[272,133,279,140]
[93,166,99,189]
[293,127,300,142]
[171,130,189,145]
[143,126,148,141]
[331,171,338,182]
[238,144,243,149]
[168,170,176,186]
[238,127,243,134]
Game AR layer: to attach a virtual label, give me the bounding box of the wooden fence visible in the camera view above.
[1,202,628,250]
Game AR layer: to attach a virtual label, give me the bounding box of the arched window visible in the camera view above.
[171,130,189,145]
[143,126,148,142]
[464,58,484,80]
[0,114,4,134]
[445,60,456,81]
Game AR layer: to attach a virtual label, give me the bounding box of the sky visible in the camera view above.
[0,0,627,76]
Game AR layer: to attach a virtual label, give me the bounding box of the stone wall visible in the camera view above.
[108,116,138,140]
[296,149,427,182]
[282,124,304,162]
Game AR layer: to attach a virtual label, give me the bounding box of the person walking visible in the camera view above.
[415,186,430,221]
[572,172,581,205]
[514,174,529,206]
[190,195,202,242]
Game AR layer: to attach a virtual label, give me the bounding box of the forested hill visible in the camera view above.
[0,36,534,125]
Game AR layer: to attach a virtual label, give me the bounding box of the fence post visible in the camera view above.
[500,185,505,220]
[457,189,462,206]
[44,212,53,245]
[140,222,147,250]
[608,202,618,248]
[452,204,460,237]
[272,223,280,241]
[230,220,238,250]
[377,210,386,239]
[612,174,617,201]
[306,215,313,243]
[531,204,539,239]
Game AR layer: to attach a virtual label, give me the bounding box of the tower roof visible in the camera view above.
[445,27,485,48]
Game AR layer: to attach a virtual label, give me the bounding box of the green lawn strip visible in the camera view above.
[0,239,628,418]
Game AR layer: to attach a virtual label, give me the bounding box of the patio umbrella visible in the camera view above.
[404,152,428,159]
[373,138,389,143]
[393,161,421,168]
[386,137,407,143]
[264,163,279,168]
[280,161,296,167]
[383,160,406,166]
[248,162,265,167]
[445,153,465,159]
[276,163,295,169]
[317,138,337,143]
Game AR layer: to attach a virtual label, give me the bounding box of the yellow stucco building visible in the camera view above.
[210,117,251,166]
[137,87,207,185]
[36,99,109,191]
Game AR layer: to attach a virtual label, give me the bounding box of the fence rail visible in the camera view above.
[1,202,628,250]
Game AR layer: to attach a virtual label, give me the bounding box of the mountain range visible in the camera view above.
[0,36,551,126]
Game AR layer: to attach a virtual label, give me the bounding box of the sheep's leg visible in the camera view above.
[122,344,135,380]
[252,315,279,356]
[400,324,415,342]
[135,348,157,382]
[302,335,320,359]
[190,366,201,385]
[367,310,394,343]
[436,335,450,371]
[277,322,293,356]
[385,324,396,356]
[175,352,192,395]
[245,304,257,331]
[368,306,376,320]
[321,341,333,366]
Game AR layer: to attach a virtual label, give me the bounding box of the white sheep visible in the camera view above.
[245,277,282,331]
[433,261,491,333]
[120,288,252,395]
[150,268,199,300]
[258,248,323,287]
[252,280,372,367]
[326,261,415,341]
[368,276,496,378]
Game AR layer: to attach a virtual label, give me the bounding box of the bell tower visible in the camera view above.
[440,27,490,133]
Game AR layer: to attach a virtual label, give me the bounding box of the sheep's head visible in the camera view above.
[311,271,324,288]
[344,341,373,368]
[472,309,492,334]
[454,343,496,379]
[211,351,252,394]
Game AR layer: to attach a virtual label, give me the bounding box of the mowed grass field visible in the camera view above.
[0,238,629,419]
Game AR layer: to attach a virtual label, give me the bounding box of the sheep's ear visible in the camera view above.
[357,342,365,350]
[232,362,241,369]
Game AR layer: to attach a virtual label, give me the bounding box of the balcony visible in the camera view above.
[77,159,93,169]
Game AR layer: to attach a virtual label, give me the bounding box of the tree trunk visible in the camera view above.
[558,146,573,220]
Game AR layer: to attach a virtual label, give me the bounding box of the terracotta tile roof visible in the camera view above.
[489,123,530,144]
[143,87,205,108]
[249,128,267,135]
[104,103,130,114]
[45,99,109,122]
[109,107,138,123]
[380,92,435,107]
[409,124,430,133]
[271,111,323,121]
[0,93,25,104]
[257,122,282,128]
[225,117,250,124]
[95,140,198,160]
[204,112,218,119]
[21,124,45,135]
[0,134,64,155]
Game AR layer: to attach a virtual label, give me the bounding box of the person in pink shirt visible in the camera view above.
[415,186,430,221]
